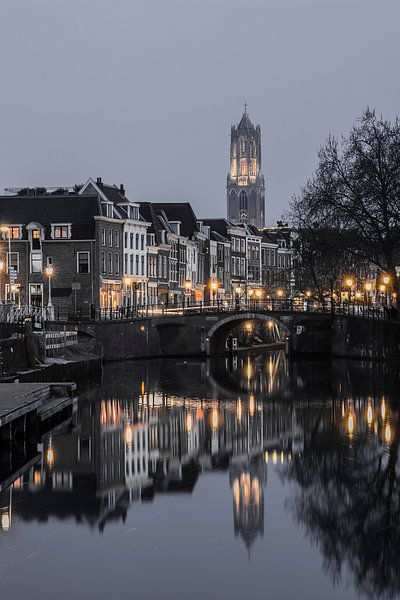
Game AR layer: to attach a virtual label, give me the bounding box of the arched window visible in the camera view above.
[240,137,246,154]
[249,139,256,158]
[239,190,248,211]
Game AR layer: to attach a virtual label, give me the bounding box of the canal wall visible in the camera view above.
[332,316,400,361]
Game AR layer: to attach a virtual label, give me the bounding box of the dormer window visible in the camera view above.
[2,226,22,240]
[51,224,71,239]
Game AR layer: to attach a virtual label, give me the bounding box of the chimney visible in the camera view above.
[96,177,103,189]
[120,184,125,196]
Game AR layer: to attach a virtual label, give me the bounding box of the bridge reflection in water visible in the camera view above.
[0,354,400,598]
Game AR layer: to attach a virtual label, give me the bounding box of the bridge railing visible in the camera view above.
[86,298,393,321]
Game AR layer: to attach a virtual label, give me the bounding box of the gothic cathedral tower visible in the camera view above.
[227,106,265,228]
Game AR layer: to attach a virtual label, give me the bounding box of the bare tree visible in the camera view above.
[290,109,400,302]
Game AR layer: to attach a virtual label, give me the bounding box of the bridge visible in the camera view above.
[149,303,390,357]
[41,300,400,362]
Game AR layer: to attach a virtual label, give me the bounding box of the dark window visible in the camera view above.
[77,252,90,274]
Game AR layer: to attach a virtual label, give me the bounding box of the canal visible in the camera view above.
[0,352,399,600]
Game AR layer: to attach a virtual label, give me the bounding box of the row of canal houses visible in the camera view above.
[0,177,293,316]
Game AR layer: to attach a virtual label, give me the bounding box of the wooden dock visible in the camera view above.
[0,382,76,433]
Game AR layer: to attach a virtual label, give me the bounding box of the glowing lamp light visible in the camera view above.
[1,513,10,532]
[276,289,284,298]
[347,413,355,436]
[305,291,312,298]
[367,404,373,426]
[345,278,354,288]
[236,399,242,421]
[355,291,362,299]
[184,279,192,291]
[211,407,219,430]
[45,265,54,278]
[210,280,218,291]
[255,289,262,298]
[249,395,255,416]
[235,286,242,295]
[385,423,391,444]
[379,284,386,293]
[265,451,269,463]
[381,399,386,420]
[46,447,55,468]
[124,424,133,445]
[186,413,193,433]
[365,282,372,292]
[123,276,132,286]
[383,275,390,285]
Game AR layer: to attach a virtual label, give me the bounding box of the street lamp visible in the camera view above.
[210,279,218,306]
[184,279,192,307]
[45,264,54,320]
[123,276,132,312]
[0,226,12,303]
[0,259,4,303]
[235,285,242,310]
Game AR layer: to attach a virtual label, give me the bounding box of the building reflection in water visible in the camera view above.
[2,352,400,597]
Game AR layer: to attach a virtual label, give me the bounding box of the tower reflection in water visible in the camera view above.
[2,352,400,597]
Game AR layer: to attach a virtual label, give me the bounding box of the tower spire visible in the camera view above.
[244,101,247,114]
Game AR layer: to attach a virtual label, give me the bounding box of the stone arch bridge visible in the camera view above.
[51,308,400,362]
[151,309,332,356]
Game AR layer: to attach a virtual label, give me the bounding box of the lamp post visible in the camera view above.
[255,288,262,308]
[123,276,131,314]
[0,259,3,304]
[0,226,12,303]
[235,285,242,310]
[210,279,218,307]
[184,279,192,308]
[45,265,54,320]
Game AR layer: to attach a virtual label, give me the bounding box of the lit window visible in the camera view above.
[4,226,21,240]
[52,225,70,239]
[33,230,40,239]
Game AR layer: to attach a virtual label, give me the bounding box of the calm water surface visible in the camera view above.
[0,352,399,600]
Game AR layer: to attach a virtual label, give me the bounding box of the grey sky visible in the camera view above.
[1,0,399,224]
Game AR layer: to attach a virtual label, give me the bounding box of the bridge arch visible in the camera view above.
[205,312,290,356]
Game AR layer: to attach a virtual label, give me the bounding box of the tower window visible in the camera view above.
[239,190,248,211]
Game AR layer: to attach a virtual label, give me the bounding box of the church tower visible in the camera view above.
[227,106,265,228]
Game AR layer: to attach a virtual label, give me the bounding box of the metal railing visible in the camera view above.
[89,299,393,321]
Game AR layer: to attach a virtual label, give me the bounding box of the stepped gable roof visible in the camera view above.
[0,194,100,239]
[151,203,199,238]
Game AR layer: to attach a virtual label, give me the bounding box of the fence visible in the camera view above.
[45,329,78,357]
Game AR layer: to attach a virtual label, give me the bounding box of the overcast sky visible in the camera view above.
[1,0,399,224]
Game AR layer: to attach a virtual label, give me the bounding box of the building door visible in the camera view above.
[29,284,43,308]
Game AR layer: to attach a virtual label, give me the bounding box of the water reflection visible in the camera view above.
[1,352,400,598]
